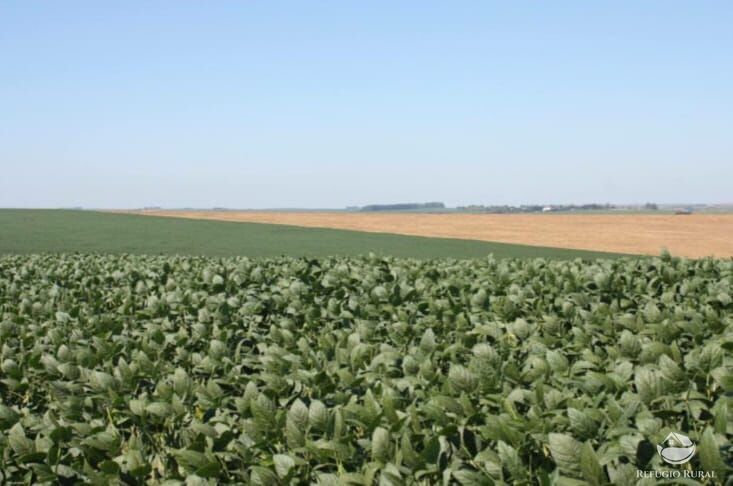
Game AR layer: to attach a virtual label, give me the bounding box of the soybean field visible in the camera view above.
[0,253,731,484]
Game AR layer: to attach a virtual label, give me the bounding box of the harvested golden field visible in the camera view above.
[133,211,733,258]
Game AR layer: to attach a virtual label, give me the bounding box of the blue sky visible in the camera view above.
[1,1,731,208]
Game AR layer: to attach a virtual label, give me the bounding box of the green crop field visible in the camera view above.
[0,210,623,260]
[0,253,730,484]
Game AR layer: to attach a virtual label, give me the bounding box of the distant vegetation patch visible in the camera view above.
[359,202,445,212]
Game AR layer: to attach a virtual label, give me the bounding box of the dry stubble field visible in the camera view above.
[133,211,733,258]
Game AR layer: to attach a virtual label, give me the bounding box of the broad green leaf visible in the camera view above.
[372,427,391,463]
[286,399,308,447]
[309,400,329,432]
[0,404,19,429]
[420,328,436,353]
[546,349,569,373]
[250,466,279,486]
[548,433,581,475]
[497,440,525,479]
[172,449,216,473]
[698,428,727,478]
[146,402,172,418]
[579,442,604,485]
[273,453,296,479]
[8,423,34,455]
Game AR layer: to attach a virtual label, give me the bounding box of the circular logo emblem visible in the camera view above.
[657,432,695,465]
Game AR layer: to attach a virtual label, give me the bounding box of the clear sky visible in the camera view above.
[1,2,731,208]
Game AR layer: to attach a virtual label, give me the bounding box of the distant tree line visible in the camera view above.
[359,202,445,212]
[456,203,617,213]
[351,202,660,213]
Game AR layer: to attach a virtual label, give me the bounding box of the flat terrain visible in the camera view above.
[0,209,619,259]
[2,253,728,482]
[136,210,733,258]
